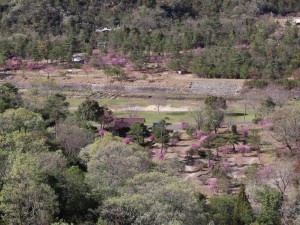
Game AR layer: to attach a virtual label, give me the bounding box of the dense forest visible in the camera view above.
[0,0,299,79]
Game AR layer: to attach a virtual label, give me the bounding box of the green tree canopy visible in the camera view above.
[85,141,150,198]
[233,184,254,225]
[128,122,149,145]
[41,93,69,126]
[76,99,104,122]
[255,186,283,225]
[0,108,45,133]
[100,172,208,225]
[0,153,58,224]
[0,83,21,113]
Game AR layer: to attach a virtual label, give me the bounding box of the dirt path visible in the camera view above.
[119,105,195,112]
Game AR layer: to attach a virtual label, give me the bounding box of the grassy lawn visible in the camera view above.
[68,97,255,124]
[68,97,153,111]
[116,110,254,125]
[68,97,202,109]
[115,111,192,125]
[225,109,255,123]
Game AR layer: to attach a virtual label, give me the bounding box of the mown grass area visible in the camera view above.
[115,111,192,125]
[116,110,254,125]
[67,97,200,110]
[225,109,255,123]
[67,97,255,124]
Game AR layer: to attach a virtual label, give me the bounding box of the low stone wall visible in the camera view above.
[13,82,183,94]
[190,81,242,96]
[13,80,243,96]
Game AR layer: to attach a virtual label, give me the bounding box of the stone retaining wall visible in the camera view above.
[13,80,243,96]
[190,81,242,96]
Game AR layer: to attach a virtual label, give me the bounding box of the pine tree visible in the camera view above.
[233,184,254,225]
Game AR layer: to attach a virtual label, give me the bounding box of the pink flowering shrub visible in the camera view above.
[222,146,233,154]
[208,160,216,168]
[236,143,251,154]
[208,130,215,135]
[111,57,127,66]
[221,162,230,170]
[208,178,218,193]
[27,62,45,70]
[156,152,166,160]
[124,137,132,144]
[194,130,202,138]
[149,134,155,142]
[169,138,179,146]
[1,57,22,71]
[98,129,107,136]
[180,121,188,130]
[260,119,274,131]
[259,166,274,179]
[199,135,208,143]
[191,143,200,150]
[242,129,249,137]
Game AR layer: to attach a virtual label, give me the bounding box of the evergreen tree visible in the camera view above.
[76,99,104,122]
[256,186,283,225]
[233,184,254,225]
[128,122,149,145]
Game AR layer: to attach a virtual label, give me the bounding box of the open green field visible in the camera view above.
[67,97,203,110]
[68,97,255,124]
[115,111,192,125]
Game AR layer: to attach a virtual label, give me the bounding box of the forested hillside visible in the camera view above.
[0,0,300,79]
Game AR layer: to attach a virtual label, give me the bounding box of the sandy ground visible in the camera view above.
[151,124,276,198]
[119,105,195,112]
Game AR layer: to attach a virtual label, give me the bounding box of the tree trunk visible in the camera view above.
[244,105,246,122]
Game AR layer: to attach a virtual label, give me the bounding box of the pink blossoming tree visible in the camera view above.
[208,178,218,195]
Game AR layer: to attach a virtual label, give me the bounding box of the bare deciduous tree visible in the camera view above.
[81,63,93,76]
[270,103,300,153]
[260,160,296,196]
[127,104,140,118]
[151,95,167,115]
[56,120,93,160]
[190,107,206,129]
